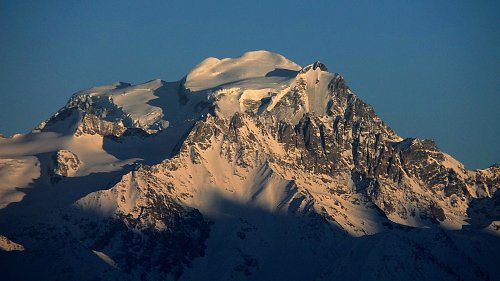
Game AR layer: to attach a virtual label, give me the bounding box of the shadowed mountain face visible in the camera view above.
[0,50,498,281]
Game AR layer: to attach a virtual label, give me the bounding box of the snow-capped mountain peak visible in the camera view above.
[0,50,498,281]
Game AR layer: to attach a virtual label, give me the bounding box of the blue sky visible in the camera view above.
[0,0,498,169]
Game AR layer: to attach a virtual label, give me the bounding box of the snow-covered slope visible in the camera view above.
[0,50,498,281]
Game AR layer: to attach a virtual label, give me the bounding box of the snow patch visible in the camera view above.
[0,235,25,251]
[92,250,118,268]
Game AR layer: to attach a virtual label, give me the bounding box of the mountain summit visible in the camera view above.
[0,51,498,281]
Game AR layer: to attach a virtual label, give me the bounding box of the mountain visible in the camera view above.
[0,50,498,281]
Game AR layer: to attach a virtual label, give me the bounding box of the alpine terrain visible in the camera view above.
[0,50,498,281]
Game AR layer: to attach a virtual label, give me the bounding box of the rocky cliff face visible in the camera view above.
[0,51,498,281]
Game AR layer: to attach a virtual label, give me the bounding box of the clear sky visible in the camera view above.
[0,0,498,169]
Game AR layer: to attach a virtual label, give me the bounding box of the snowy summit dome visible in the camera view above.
[184,50,302,91]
